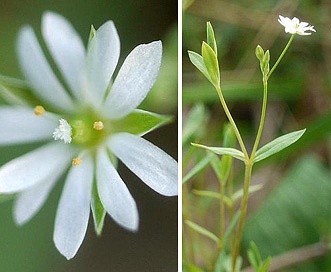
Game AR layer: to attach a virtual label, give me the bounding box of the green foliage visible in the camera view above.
[192,143,245,162]
[243,157,331,271]
[247,241,271,272]
[185,220,220,244]
[202,41,220,86]
[183,103,207,145]
[206,22,217,56]
[111,109,172,136]
[253,129,306,163]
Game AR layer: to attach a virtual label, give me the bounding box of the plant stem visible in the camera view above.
[232,162,253,270]
[215,85,249,159]
[251,80,268,158]
[267,34,295,80]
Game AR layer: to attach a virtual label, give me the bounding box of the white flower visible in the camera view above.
[278,15,316,35]
[0,11,177,259]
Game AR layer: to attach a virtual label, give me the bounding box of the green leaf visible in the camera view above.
[206,22,217,56]
[188,51,213,83]
[183,103,207,145]
[192,143,245,162]
[232,184,264,202]
[91,180,106,236]
[247,241,262,269]
[182,152,213,184]
[111,109,172,136]
[192,189,232,206]
[202,42,220,86]
[185,220,220,244]
[260,257,271,272]
[253,129,306,163]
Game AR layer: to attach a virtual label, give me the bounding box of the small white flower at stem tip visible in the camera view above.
[53,118,72,144]
[278,15,316,35]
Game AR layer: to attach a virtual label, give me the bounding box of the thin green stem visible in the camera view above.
[232,162,253,270]
[267,34,295,80]
[215,85,249,159]
[251,80,268,158]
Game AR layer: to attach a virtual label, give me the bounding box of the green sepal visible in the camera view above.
[188,50,213,83]
[192,143,245,162]
[254,129,306,163]
[0,75,43,107]
[262,50,270,75]
[202,41,220,86]
[91,179,106,236]
[206,22,217,56]
[88,25,97,44]
[111,109,172,136]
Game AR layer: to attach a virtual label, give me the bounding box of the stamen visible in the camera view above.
[93,121,104,131]
[34,105,45,116]
[53,119,72,144]
[72,157,82,166]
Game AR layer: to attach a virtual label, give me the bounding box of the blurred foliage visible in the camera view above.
[183,0,331,271]
[0,0,177,272]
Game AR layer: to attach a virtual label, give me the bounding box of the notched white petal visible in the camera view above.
[96,147,139,231]
[14,169,62,225]
[108,133,178,196]
[54,152,93,260]
[42,11,86,99]
[17,26,74,111]
[0,143,73,193]
[0,106,58,145]
[87,20,120,106]
[103,41,162,119]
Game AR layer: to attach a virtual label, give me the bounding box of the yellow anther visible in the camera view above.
[93,121,104,131]
[34,105,45,116]
[72,157,82,166]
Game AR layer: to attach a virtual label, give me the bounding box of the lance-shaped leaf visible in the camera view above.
[192,143,245,162]
[182,152,213,184]
[206,22,217,56]
[253,129,306,163]
[111,109,172,136]
[202,41,220,86]
[188,51,213,83]
[185,220,219,244]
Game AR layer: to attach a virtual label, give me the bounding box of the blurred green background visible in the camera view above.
[0,0,178,271]
[183,0,331,271]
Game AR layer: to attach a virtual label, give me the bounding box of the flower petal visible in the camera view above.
[17,26,73,112]
[54,152,93,260]
[0,106,58,145]
[86,21,120,106]
[103,41,162,119]
[14,168,62,225]
[42,11,86,99]
[108,133,178,196]
[96,147,138,231]
[0,143,74,193]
